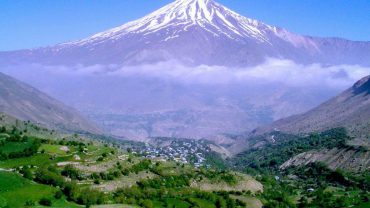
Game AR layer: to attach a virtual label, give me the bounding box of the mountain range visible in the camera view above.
[1,2,370,207]
[229,75,370,155]
[255,75,370,138]
[1,0,370,67]
[0,0,369,141]
[0,72,100,134]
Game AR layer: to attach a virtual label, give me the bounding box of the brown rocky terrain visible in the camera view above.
[280,147,370,172]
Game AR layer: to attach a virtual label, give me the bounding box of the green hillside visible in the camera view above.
[229,128,370,208]
[0,123,262,208]
[0,117,368,208]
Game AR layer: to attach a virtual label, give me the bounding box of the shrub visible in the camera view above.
[55,190,63,199]
[35,168,65,187]
[25,200,35,206]
[39,198,52,206]
[141,199,154,208]
[62,165,82,180]
[20,166,33,180]
[94,179,100,184]
[76,189,106,205]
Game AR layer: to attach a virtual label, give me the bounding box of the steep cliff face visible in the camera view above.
[280,147,370,172]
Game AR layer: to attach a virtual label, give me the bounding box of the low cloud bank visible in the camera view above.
[3,58,370,91]
[2,58,367,133]
[33,58,370,90]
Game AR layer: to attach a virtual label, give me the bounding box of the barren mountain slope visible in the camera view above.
[254,75,370,137]
[0,72,100,133]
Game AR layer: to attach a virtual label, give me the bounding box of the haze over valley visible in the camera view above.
[0,0,369,207]
[1,0,370,141]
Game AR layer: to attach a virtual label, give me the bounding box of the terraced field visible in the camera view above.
[0,125,263,208]
[0,141,32,154]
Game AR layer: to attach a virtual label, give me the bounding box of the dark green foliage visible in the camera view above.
[226,128,370,208]
[93,179,100,184]
[231,128,350,172]
[216,197,227,208]
[114,187,243,208]
[137,175,190,189]
[300,188,370,208]
[39,198,52,206]
[257,175,297,208]
[204,151,227,170]
[0,128,42,160]
[61,165,83,180]
[62,182,80,201]
[8,120,367,208]
[54,190,63,199]
[61,182,106,205]
[98,171,116,181]
[34,167,65,187]
[63,140,86,147]
[111,163,245,208]
[75,189,105,206]
[130,159,152,173]
[20,166,33,180]
[140,199,154,208]
[284,162,370,191]
[259,162,370,208]
[106,159,153,179]
[199,169,238,185]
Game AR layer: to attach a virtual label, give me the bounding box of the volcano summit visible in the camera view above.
[1,0,369,141]
[2,0,370,67]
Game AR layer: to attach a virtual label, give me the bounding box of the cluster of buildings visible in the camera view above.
[133,139,211,168]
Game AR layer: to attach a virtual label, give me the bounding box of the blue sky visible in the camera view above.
[0,0,369,51]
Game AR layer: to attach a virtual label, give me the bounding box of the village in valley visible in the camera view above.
[130,139,211,168]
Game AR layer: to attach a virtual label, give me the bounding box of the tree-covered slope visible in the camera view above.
[0,120,262,208]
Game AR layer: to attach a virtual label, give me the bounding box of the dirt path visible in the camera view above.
[0,168,12,172]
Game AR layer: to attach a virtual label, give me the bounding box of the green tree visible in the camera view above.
[216,197,227,208]
[141,199,154,208]
[39,198,52,206]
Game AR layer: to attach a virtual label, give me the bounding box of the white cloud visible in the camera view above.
[33,58,370,90]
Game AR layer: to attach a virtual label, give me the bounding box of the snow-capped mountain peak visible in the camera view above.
[4,0,369,68]
[70,0,275,46]
[1,0,370,142]
[160,0,216,22]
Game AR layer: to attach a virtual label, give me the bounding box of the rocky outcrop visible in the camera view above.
[280,147,370,172]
